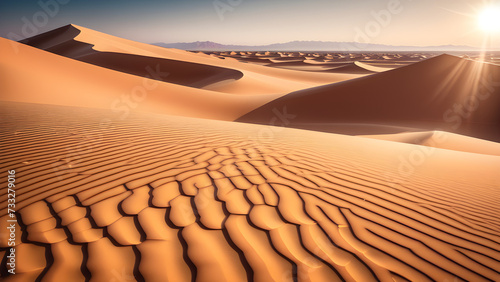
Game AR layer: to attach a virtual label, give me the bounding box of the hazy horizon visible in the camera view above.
[1,0,499,48]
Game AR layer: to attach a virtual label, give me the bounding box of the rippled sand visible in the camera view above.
[1,102,499,281]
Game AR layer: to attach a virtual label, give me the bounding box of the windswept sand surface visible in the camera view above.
[238,54,500,142]
[207,51,428,73]
[0,25,370,120]
[0,37,277,121]
[2,24,500,282]
[19,24,365,95]
[360,131,500,156]
[1,102,500,282]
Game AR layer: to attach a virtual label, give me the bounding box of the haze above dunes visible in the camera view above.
[1,24,500,282]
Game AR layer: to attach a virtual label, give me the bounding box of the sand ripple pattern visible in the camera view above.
[1,103,500,282]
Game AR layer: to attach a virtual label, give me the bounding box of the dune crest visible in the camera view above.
[19,24,367,95]
[238,54,500,142]
[360,131,500,156]
[20,25,246,89]
[0,37,279,120]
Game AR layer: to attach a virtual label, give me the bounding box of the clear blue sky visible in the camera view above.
[1,0,498,47]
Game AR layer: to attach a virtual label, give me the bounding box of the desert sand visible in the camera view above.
[208,51,422,73]
[2,102,500,282]
[19,24,365,95]
[238,54,500,142]
[1,24,500,282]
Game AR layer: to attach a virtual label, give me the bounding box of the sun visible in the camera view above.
[478,6,500,32]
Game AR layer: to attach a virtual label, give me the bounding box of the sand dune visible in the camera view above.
[19,24,93,58]
[214,51,411,73]
[2,24,500,282]
[0,38,278,120]
[20,25,247,89]
[260,61,377,74]
[78,52,245,88]
[1,102,500,282]
[238,54,500,142]
[353,61,395,72]
[323,62,377,74]
[20,24,365,95]
[360,131,500,156]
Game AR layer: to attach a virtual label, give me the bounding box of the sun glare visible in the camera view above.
[478,6,500,32]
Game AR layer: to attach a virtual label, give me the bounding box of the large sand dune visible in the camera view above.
[238,54,500,141]
[209,51,418,73]
[360,131,500,156]
[19,24,364,95]
[1,102,500,282]
[20,25,245,88]
[2,24,500,282]
[0,24,373,120]
[0,37,278,120]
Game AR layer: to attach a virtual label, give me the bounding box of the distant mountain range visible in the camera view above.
[153,40,479,52]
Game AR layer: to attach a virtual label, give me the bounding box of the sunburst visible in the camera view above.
[478,6,500,33]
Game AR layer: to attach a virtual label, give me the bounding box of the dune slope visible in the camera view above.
[20,25,245,89]
[78,52,244,88]
[18,24,366,95]
[1,102,499,282]
[18,24,93,58]
[237,55,500,141]
[0,37,279,121]
[360,131,500,156]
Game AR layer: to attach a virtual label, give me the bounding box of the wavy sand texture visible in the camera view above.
[1,102,499,282]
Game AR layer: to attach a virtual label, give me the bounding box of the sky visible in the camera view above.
[0,0,499,48]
